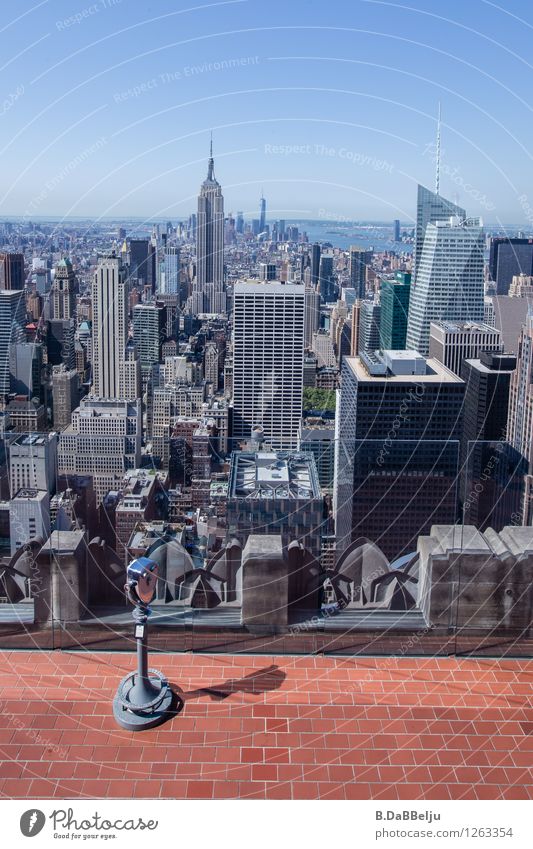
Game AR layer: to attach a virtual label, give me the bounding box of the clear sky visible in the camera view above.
[1,0,533,227]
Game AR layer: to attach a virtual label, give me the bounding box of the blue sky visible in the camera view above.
[1,0,533,226]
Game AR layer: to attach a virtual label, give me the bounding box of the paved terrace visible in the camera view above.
[0,651,532,800]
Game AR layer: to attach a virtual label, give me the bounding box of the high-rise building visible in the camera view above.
[9,432,58,498]
[312,329,336,368]
[129,239,155,291]
[310,243,321,289]
[319,253,334,301]
[393,219,401,242]
[232,282,304,449]
[489,237,533,295]
[52,365,79,431]
[10,341,43,399]
[304,284,320,349]
[236,211,244,234]
[58,397,142,504]
[195,141,225,314]
[379,272,411,350]
[0,290,26,396]
[0,252,24,290]
[429,321,502,377]
[406,216,484,356]
[91,254,131,400]
[358,300,381,354]
[132,302,166,385]
[334,350,464,559]
[227,450,323,559]
[413,185,465,281]
[298,416,335,492]
[259,262,276,281]
[259,193,266,234]
[9,489,50,556]
[506,313,533,523]
[51,258,76,320]
[460,352,523,530]
[47,318,76,371]
[349,246,372,299]
[163,246,180,295]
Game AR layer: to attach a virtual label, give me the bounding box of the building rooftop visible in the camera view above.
[0,650,531,800]
[430,320,500,334]
[229,451,321,500]
[348,354,463,384]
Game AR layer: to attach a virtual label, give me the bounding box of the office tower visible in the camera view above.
[10,341,43,399]
[31,261,51,297]
[319,253,334,301]
[236,211,244,234]
[413,185,465,281]
[163,246,180,295]
[9,432,58,498]
[123,339,142,402]
[298,416,335,492]
[312,329,336,367]
[278,220,286,240]
[91,254,130,399]
[489,237,533,295]
[203,342,219,388]
[0,290,26,395]
[350,301,362,356]
[195,141,225,314]
[0,252,24,290]
[52,365,79,431]
[129,239,155,290]
[47,317,76,371]
[51,257,76,320]
[259,193,266,233]
[9,489,50,556]
[227,450,323,559]
[379,272,411,350]
[132,302,166,385]
[259,262,276,281]
[287,225,299,242]
[506,313,533,523]
[358,300,381,354]
[334,350,464,559]
[460,352,522,530]
[232,282,304,449]
[491,295,529,353]
[406,216,484,356]
[349,246,372,299]
[393,219,401,242]
[429,321,502,376]
[310,243,321,289]
[304,284,320,349]
[57,397,142,504]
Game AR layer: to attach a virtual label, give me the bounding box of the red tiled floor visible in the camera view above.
[0,651,532,799]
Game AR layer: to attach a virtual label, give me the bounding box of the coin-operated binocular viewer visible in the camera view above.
[113,557,174,730]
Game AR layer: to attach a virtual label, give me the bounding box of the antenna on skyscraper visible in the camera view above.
[435,102,441,195]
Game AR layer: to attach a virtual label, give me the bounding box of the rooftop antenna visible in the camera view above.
[435,102,441,195]
[207,131,215,181]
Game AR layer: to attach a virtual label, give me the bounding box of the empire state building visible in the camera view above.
[193,141,225,314]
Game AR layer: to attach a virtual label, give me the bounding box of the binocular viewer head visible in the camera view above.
[125,557,159,606]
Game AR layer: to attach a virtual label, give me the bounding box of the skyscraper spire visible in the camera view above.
[207,131,215,181]
[435,102,441,195]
